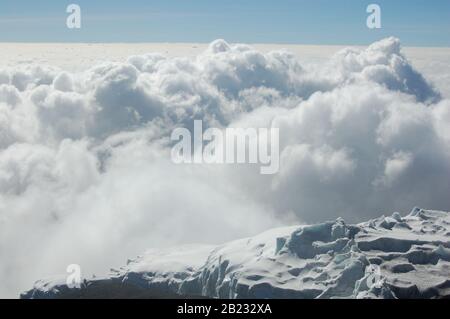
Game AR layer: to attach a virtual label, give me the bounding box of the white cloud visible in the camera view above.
[376,151,413,187]
[0,38,449,297]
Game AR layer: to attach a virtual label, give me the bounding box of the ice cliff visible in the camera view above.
[22,208,450,299]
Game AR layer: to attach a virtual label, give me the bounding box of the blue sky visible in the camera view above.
[0,0,449,46]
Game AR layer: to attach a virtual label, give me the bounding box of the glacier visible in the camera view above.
[22,208,450,299]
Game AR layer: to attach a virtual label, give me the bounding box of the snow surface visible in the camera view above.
[22,208,450,299]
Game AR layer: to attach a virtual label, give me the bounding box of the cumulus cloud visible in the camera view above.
[0,37,449,297]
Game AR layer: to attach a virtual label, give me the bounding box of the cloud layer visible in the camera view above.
[0,38,449,297]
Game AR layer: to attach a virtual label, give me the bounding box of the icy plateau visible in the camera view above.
[22,208,450,299]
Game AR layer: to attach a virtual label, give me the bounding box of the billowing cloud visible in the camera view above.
[0,38,449,297]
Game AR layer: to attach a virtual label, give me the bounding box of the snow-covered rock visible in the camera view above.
[22,208,450,299]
